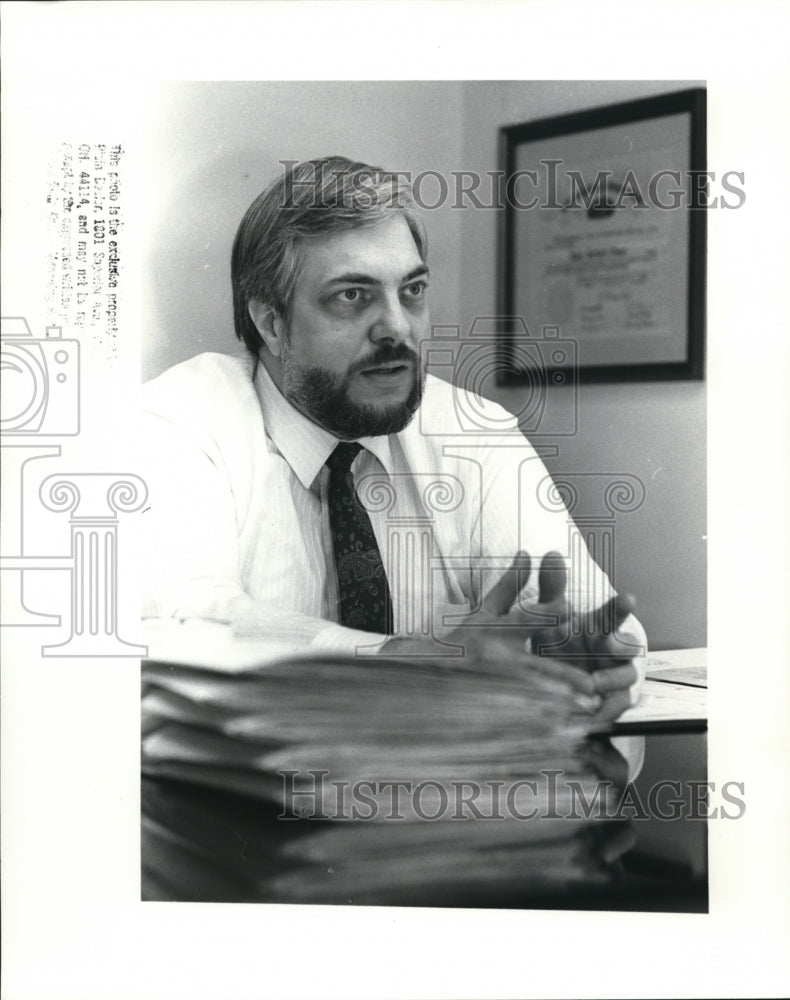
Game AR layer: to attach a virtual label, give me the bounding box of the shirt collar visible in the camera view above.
[356,433,394,475]
[253,360,395,487]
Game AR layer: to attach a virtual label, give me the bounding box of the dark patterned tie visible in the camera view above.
[326,442,393,634]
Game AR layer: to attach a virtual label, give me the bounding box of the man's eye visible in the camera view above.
[403,281,428,299]
[337,288,364,303]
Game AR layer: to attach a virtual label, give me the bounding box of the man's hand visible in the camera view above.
[383,551,645,725]
[503,553,640,669]
[498,551,645,721]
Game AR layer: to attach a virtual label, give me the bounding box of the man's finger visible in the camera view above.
[482,551,531,616]
[591,663,638,694]
[538,551,567,605]
[591,688,633,725]
[595,630,645,665]
[590,593,637,636]
[527,654,597,696]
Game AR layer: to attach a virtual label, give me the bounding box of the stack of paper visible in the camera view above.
[142,654,628,905]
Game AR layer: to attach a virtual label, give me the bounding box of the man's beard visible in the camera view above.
[281,341,424,439]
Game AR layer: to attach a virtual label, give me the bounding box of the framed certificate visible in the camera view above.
[498,89,706,383]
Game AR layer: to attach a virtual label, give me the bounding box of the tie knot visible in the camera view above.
[326,441,363,474]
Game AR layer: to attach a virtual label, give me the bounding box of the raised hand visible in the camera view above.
[382,550,645,724]
[501,550,644,721]
[457,550,644,722]
[511,553,641,669]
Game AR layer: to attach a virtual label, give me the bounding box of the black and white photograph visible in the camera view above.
[1,3,789,1000]
[135,80,707,912]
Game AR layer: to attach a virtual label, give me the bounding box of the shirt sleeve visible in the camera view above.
[139,407,389,655]
[226,591,388,654]
[472,425,614,612]
[139,408,247,621]
[470,420,649,691]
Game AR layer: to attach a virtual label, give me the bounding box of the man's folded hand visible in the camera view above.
[382,550,646,723]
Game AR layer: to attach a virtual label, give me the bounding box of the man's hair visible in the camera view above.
[231,156,427,354]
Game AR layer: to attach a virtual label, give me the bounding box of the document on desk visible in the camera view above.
[614,648,707,731]
[645,646,708,685]
[142,618,304,671]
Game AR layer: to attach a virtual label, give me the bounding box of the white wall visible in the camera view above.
[140,81,464,380]
[141,80,706,650]
[459,81,707,649]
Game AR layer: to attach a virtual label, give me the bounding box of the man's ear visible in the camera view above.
[248,299,286,357]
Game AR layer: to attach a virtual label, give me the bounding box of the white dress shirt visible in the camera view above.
[139,352,621,657]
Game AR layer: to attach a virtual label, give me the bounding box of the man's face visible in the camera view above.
[276,214,430,438]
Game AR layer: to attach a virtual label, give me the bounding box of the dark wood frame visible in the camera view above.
[498,88,706,384]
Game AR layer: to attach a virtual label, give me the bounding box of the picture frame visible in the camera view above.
[498,88,707,383]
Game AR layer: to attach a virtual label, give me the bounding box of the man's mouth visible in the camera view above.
[360,362,411,377]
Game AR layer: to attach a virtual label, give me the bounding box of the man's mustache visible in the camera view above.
[351,343,419,375]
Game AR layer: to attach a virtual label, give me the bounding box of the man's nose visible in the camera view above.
[369,293,414,345]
